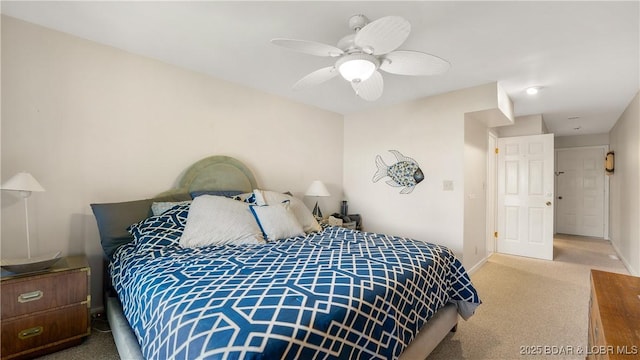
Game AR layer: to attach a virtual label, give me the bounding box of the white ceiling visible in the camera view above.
[2,1,638,136]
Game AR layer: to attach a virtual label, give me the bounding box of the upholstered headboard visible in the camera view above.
[159,155,257,197]
[91,155,258,260]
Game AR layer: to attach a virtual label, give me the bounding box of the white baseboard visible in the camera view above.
[467,255,489,275]
[609,240,639,276]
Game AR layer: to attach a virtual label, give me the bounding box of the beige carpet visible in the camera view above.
[36,235,629,360]
[36,319,118,360]
[428,235,629,360]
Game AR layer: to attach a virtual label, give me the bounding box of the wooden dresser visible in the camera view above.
[1,256,91,359]
[588,269,640,360]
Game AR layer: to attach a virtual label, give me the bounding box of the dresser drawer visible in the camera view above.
[1,302,90,357]
[589,270,640,360]
[1,269,88,318]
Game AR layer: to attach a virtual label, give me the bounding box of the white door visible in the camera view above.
[555,147,605,237]
[497,134,554,260]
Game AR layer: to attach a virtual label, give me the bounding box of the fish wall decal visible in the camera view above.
[373,150,424,194]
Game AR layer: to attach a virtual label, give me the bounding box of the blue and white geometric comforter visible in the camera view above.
[110,206,480,360]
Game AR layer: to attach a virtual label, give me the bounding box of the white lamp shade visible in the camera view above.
[305,180,330,197]
[1,172,45,193]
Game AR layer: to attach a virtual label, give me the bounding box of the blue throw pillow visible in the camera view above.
[128,204,190,251]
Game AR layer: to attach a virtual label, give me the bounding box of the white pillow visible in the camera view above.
[180,195,264,248]
[249,201,305,241]
[253,189,322,233]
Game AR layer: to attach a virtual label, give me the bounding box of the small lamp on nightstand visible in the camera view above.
[1,172,45,259]
[305,180,330,219]
[1,172,60,273]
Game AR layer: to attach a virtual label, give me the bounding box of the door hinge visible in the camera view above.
[494,231,499,238]
[495,148,499,154]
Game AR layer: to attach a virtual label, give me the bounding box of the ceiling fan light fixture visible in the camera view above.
[336,54,379,83]
[272,14,448,100]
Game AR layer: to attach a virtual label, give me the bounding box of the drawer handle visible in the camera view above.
[18,326,43,339]
[18,290,43,303]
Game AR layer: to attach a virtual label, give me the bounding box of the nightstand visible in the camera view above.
[1,255,91,359]
[348,214,362,231]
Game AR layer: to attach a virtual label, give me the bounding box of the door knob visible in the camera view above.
[546,201,552,206]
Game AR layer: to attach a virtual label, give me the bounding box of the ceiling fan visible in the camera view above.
[271,14,450,101]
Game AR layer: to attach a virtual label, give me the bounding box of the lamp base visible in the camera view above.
[312,201,323,220]
[1,251,62,274]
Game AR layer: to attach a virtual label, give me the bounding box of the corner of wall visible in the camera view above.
[541,115,549,134]
[607,90,640,275]
[496,82,514,123]
[465,83,514,128]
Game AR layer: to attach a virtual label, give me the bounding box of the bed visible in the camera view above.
[91,155,480,360]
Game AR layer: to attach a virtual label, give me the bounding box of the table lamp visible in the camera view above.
[305,180,330,219]
[1,172,45,259]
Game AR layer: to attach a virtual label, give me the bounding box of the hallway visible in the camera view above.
[553,234,629,273]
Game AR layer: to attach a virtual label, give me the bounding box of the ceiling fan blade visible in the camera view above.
[352,71,384,101]
[271,38,344,57]
[293,66,338,90]
[354,16,410,55]
[379,50,450,76]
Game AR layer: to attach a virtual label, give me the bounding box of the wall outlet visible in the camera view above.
[443,180,454,191]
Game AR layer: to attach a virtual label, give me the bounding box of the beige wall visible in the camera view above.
[494,114,547,138]
[555,133,610,148]
[463,114,488,268]
[1,16,344,309]
[608,91,640,275]
[343,83,510,270]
